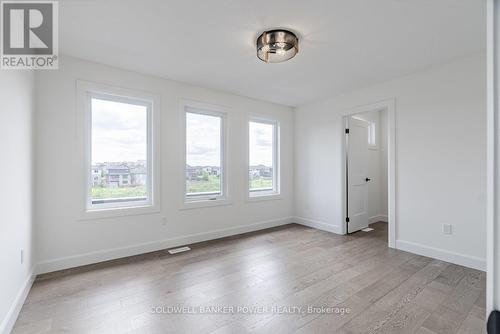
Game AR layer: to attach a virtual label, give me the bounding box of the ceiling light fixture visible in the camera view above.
[256,29,299,63]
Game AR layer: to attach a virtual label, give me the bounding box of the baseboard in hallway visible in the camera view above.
[368,214,388,224]
[293,216,343,234]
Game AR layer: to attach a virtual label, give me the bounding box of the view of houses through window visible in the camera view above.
[249,121,276,194]
[185,110,223,198]
[90,97,149,204]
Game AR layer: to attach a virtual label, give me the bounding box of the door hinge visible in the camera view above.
[345,128,350,134]
[346,217,350,223]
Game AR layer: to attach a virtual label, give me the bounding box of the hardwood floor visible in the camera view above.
[12,222,486,334]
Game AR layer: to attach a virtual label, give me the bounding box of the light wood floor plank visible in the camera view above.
[12,222,485,334]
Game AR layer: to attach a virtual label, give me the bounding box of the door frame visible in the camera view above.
[487,0,498,315]
[340,98,396,248]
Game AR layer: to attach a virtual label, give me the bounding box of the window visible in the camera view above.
[368,122,377,149]
[78,81,159,217]
[185,107,225,202]
[249,120,279,197]
[88,94,152,210]
[352,116,377,149]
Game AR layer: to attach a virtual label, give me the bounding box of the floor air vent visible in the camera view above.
[168,246,191,254]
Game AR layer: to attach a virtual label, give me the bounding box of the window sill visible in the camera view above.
[180,198,232,210]
[78,203,160,221]
[247,193,283,203]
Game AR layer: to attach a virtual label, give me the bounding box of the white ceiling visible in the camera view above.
[60,0,486,107]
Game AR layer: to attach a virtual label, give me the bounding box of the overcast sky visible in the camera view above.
[186,112,221,166]
[91,98,147,164]
[91,100,273,168]
[249,121,273,167]
[186,114,274,167]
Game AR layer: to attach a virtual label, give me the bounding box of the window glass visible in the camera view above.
[249,121,276,194]
[186,111,223,199]
[90,97,149,206]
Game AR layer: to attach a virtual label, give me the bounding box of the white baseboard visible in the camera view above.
[369,214,388,224]
[293,216,343,235]
[36,217,293,274]
[396,240,486,271]
[0,273,35,334]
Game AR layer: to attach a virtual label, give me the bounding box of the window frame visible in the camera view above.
[367,121,377,150]
[180,99,229,209]
[247,117,281,200]
[77,81,161,219]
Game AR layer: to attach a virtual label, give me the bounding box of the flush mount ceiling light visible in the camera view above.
[256,29,299,63]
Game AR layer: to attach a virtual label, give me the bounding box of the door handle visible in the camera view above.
[365,178,371,182]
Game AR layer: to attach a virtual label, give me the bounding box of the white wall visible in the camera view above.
[294,54,486,270]
[350,110,388,221]
[35,56,294,273]
[0,71,35,333]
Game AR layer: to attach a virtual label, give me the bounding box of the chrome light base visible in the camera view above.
[256,29,299,63]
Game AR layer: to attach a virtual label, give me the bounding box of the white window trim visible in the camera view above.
[247,116,281,201]
[180,99,230,209]
[77,81,161,220]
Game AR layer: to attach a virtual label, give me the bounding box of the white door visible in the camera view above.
[347,117,370,233]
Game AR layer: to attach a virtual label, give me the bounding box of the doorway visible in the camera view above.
[341,99,396,247]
